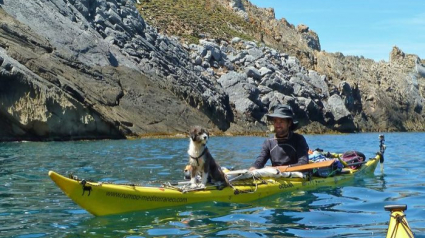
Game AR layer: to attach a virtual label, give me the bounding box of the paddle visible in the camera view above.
[273,159,336,172]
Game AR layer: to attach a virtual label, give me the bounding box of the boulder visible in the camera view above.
[326,94,352,122]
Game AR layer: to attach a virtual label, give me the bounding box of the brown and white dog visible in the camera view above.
[187,126,228,188]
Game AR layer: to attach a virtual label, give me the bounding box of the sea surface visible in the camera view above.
[1,132,424,237]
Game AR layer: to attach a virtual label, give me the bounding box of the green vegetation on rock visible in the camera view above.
[136,0,256,43]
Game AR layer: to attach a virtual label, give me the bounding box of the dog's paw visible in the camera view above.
[189,183,206,189]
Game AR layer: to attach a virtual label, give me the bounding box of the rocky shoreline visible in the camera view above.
[0,0,424,141]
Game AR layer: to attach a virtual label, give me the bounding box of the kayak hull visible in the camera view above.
[49,156,380,216]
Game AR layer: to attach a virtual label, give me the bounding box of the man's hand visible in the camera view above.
[248,167,256,171]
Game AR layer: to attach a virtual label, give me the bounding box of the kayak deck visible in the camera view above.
[48,155,380,216]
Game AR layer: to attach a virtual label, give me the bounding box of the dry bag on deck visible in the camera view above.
[342,151,365,169]
[313,160,343,177]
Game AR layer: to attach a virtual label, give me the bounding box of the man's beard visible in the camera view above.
[275,128,289,138]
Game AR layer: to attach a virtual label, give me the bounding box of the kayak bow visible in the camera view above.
[385,205,415,238]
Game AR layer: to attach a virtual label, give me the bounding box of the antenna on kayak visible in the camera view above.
[379,134,385,173]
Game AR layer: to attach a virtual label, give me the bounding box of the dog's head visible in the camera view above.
[189,126,209,145]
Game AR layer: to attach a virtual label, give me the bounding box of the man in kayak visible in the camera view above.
[249,104,309,170]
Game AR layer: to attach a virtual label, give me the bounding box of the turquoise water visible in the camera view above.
[1,132,424,237]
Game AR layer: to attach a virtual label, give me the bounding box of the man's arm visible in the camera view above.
[249,140,270,170]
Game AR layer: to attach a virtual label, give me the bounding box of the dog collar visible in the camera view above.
[189,147,208,166]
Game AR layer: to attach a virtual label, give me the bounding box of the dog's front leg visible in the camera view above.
[190,167,198,188]
[200,171,208,188]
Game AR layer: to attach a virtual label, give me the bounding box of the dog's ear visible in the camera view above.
[189,127,196,141]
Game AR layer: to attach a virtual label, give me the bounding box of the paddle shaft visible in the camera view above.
[274,159,336,172]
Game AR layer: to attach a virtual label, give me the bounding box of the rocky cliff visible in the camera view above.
[0,0,424,141]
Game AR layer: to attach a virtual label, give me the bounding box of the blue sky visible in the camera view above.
[249,0,425,62]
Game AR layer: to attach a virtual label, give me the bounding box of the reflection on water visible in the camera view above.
[1,133,425,237]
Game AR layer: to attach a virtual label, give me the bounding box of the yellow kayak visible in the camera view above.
[48,153,381,216]
[385,205,415,238]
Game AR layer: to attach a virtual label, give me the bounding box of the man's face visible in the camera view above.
[273,117,291,137]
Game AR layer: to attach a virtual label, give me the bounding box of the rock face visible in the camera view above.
[315,49,425,132]
[0,0,232,141]
[0,0,424,141]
